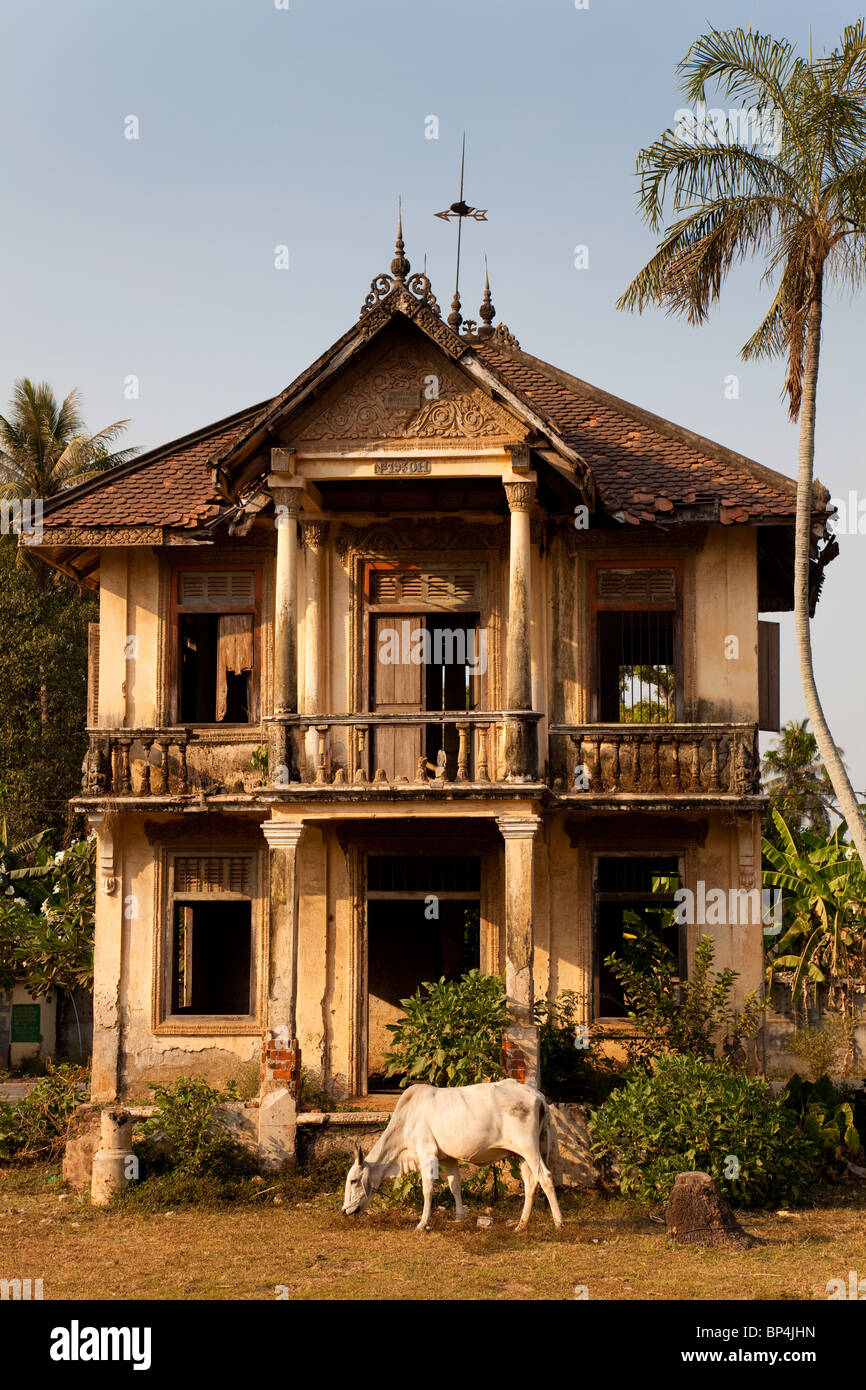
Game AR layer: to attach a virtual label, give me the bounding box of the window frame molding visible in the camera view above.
[360,559,491,716]
[588,558,685,723]
[151,844,266,1036]
[168,562,262,727]
[590,847,688,1029]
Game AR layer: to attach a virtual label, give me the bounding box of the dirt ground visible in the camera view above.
[2,1163,864,1301]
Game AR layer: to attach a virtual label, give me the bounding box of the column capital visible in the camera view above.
[269,479,305,516]
[503,479,536,513]
[301,519,330,549]
[496,813,542,841]
[261,819,306,850]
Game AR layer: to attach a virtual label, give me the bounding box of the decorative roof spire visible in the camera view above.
[477,258,495,340]
[390,199,410,283]
[359,205,441,320]
[448,290,463,332]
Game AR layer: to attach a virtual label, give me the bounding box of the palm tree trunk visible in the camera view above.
[794,265,866,868]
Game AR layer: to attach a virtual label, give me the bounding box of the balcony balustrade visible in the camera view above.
[551,722,761,797]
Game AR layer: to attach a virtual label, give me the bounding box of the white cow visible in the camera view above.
[342,1079,563,1232]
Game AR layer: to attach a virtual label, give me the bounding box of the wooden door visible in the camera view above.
[370,615,425,779]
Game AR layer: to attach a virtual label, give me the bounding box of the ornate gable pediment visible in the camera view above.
[293,336,527,450]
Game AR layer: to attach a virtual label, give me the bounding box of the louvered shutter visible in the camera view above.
[596,568,677,605]
[87,622,100,727]
[173,855,253,895]
[179,572,255,607]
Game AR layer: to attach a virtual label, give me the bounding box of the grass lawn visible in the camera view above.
[2,1162,864,1301]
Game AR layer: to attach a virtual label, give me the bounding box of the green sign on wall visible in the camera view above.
[11,1004,41,1043]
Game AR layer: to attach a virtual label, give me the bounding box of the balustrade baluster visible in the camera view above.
[709,735,722,792]
[476,724,491,783]
[315,725,328,784]
[354,725,368,784]
[118,737,132,795]
[456,722,470,781]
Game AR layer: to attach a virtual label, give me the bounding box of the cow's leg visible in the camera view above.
[535,1159,563,1229]
[415,1153,437,1233]
[515,1158,538,1232]
[442,1159,466,1222]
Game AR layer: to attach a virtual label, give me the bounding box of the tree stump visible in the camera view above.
[665,1171,751,1250]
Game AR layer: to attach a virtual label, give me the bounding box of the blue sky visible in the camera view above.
[2,0,863,792]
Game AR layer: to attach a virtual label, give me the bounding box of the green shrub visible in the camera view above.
[0,1061,89,1162]
[605,919,762,1069]
[384,969,508,1087]
[779,1073,862,1173]
[787,1016,854,1080]
[533,990,626,1104]
[590,1053,818,1207]
[298,1068,336,1112]
[137,1076,252,1178]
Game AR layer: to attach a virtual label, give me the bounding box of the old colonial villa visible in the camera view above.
[26,218,834,1164]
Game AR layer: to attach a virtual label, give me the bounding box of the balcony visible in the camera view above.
[266,711,543,791]
[80,719,761,804]
[81,728,264,799]
[550,723,761,799]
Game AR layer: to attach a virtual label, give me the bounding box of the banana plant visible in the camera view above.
[763,808,866,1006]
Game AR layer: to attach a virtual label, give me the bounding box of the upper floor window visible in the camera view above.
[174,569,258,724]
[591,563,682,723]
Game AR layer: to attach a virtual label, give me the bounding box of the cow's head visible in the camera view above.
[342,1147,375,1216]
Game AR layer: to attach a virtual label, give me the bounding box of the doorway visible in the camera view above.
[365,854,481,1089]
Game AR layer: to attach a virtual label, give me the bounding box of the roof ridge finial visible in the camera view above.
[448,290,463,331]
[391,197,410,283]
[477,256,495,339]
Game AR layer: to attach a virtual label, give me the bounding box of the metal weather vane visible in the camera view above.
[435,135,488,331]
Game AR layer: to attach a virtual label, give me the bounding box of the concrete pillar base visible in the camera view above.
[90,1108,134,1206]
[258,1087,297,1170]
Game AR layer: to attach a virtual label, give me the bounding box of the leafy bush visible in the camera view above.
[384,969,508,1088]
[0,1061,89,1162]
[786,1016,854,1080]
[533,990,626,1104]
[590,1053,818,1207]
[298,1068,336,1112]
[137,1076,251,1178]
[779,1073,862,1174]
[0,832,95,1000]
[605,919,762,1069]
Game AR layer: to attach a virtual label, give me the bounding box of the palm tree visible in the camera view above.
[0,378,135,503]
[762,718,838,835]
[617,23,866,869]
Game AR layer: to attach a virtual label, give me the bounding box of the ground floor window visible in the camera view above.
[167,853,255,1018]
[593,854,682,1018]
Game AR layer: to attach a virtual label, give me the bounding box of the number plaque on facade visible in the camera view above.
[373,459,431,475]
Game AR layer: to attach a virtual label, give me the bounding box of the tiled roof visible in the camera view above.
[41,330,808,535]
[474,343,806,522]
[41,403,265,532]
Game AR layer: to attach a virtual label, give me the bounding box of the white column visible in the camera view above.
[497,813,541,1087]
[503,478,536,779]
[301,521,329,776]
[270,468,304,717]
[261,819,306,1044]
[87,812,123,1102]
[504,479,535,711]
